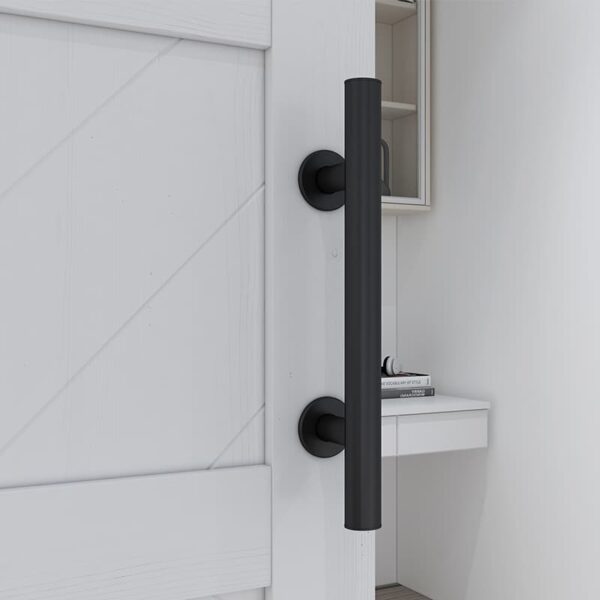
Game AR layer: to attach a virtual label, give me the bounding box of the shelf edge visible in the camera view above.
[382,202,430,215]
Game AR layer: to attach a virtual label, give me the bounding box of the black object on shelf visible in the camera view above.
[381,139,391,196]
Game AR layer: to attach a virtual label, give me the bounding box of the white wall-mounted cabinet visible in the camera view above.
[376,0,430,214]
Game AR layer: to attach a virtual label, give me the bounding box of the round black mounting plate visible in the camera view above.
[298,150,345,211]
[298,396,345,458]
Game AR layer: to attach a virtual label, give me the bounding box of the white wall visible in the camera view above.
[394,0,600,598]
[377,216,399,586]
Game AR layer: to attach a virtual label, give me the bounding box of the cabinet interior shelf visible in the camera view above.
[376,0,417,25]
[381,100,416,120]
[382,199,430,214]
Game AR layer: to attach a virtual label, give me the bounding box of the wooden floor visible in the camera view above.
[376,585,431,600]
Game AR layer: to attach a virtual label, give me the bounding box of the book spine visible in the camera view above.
[381,375,431,388]
[381,387,435,399]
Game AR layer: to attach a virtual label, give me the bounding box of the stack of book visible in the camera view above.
[381,371,434,399]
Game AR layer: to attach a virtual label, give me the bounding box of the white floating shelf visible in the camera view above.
[381,100,416,120]
[381,395,490,457]
[376,0,417,25]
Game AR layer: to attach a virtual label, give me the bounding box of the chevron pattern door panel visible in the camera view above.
[0,12,264,488]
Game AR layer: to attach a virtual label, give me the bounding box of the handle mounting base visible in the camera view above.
[298,397,345,458]
[298,150,345,211]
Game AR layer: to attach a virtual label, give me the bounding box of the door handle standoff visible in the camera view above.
[297,78,382,532]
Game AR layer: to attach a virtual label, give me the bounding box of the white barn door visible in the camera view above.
[0,1,374,599]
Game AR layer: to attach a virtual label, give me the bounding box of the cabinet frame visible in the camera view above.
[378,0,431,213]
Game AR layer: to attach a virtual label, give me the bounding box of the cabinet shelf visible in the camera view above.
[382,100,416,120]
[376,0,417,25]
[382,199,430,214]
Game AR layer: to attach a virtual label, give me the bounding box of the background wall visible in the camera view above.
[378,217,399,586]
[392,0,600,598]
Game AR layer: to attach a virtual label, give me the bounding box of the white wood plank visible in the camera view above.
[382,395,491,417]
[0,194,264,487]
[0,37,264,463]
[212,407,265,470]
[0,0,271,49]
[0,14,172,197]
[266,0,375,598]
[0,466,271,599]
[396,411,488,456]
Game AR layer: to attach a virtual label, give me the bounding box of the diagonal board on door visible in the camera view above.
[0,189,265,487]
[0,14,265,488]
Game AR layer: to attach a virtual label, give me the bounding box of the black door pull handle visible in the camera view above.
[297,78,382,532]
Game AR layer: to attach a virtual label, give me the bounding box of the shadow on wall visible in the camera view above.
[396,449,489,600]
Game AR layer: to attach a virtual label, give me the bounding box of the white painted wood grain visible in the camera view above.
[0,5,270,597]
[266,0,375,599]
[0,193,264,487]
[0,32,264,463]
[211,407,265,470]
[0,0,271,49]
[0,466,271,599]
[0,14,172,198]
